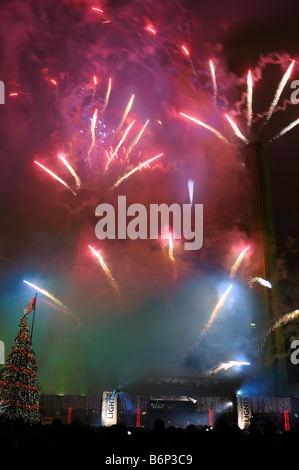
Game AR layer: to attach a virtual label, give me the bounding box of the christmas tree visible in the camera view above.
[0,307,40,424]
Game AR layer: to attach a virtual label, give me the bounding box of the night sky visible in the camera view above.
[0,0,298,396]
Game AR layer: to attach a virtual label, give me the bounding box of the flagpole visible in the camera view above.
[30,294,38,343]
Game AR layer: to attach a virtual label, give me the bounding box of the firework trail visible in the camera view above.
[200,285,233,338]
[268,117,299,144]
[181,45,190,56]
[146,25,157,34]
[87,108,98,165]
[112,152,164,189]
[229,246,250,278]
[23,280,81,328]
[91,75,97,103]
[180,112,231,145]
[247,70,253,129]
[34,161,77,196]
[187,179,194,206]
[225,114,249,144]
[91,7,103,13]
[182,59,295,148]
[248,277,272,289]
[58,154,81,190]
[205,361,250,376]
[190,284,233,352]
[264,60,295,126]
[102,77,112,114]
[168,233,174,262]
[181,44,199,79]
[168,233,178,279]
[209,60,217,106]
[105,119,136,171]
[261,309,299,350]
[40,298,81,329]
[115,94,135,135]
[88,245,121,297]
[129,119,149,153]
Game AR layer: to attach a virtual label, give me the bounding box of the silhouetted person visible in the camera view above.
[154,419,165,433]
[264,421,277,438]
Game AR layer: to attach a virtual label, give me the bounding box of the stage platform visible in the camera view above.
[39,392,299,431]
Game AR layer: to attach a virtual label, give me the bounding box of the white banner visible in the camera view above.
[237,396,252,430]
[101,391,118,426]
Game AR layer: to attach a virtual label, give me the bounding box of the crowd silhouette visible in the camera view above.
[0,415,298,452]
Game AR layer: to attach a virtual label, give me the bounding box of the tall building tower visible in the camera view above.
[243,141,288,396]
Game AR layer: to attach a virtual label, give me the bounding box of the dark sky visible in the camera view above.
[0,0,298,395]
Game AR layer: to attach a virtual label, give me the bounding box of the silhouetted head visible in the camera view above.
[154,419,165,432]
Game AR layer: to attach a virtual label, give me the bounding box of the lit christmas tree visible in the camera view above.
[0,302,40,424]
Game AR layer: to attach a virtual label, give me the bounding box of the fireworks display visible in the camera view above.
[23,280,81,328]
[115,94,135,135]
[261,309,299,350]
[129,119,149,154]
[209,60,217,105]
[112,153,164,189]
[180,112,231,145]
[205,361,250,376]
[87,108,98,165]
[58,154,81,190]
[182,45,190,56]
[247,70,253,129]
[181,58,297,148]
[102,77,112,113]
[225,114,249,144]
[168,233,178,280]
[269,117,299,143]
[106,119,136,170]
[189,284,233,353]
[264,60,295,125]
[201,284,233,337]
[248,277,272,289]
[229,247,250,278]
[88,245,121,298]
[34,161,77,196]
[0,0,297,397]
[187,179,194,206]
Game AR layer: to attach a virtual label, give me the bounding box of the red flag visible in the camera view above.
[27,296,36,315]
